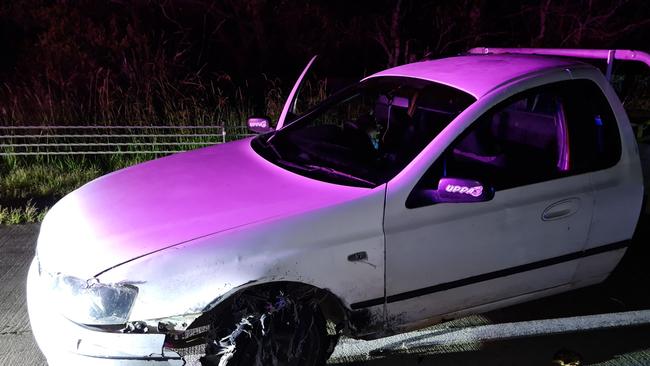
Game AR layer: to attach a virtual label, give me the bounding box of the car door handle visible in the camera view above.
[348,252,368,262]
[542,198,580,221]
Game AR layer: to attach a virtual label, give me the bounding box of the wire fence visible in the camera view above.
[0,125,255,156]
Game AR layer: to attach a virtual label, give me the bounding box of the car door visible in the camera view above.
[558,76,643,284]
[383,81,596,329]
[276,55,318,130]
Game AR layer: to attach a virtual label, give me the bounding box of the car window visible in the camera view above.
[252,77,475,187]
[408,79,622,207]
[560,79,621,173]
[442,86,566,190]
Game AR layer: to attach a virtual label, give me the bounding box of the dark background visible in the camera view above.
[0,0,649,125]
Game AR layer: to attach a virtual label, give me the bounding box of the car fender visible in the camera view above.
[96,186,386,326]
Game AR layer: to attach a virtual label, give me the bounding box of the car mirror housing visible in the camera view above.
[407,177,494,208]
[247,116,274,134]
[435,177,494,203]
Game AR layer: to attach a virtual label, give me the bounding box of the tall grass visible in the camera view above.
[2,78,257,128]
[0,77,329,224]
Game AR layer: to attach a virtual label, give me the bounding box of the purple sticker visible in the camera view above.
[436,177,490,202]
[444,184,483,197]
[248,118,268,128]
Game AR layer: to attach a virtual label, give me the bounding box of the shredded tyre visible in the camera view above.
[200,292,332,366]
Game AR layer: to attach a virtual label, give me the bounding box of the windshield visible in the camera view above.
[252,76,476,187]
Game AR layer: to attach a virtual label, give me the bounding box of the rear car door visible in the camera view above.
[559,77,643,284]
[383,81,597,328]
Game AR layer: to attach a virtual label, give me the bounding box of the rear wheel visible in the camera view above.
[200,292,334,366]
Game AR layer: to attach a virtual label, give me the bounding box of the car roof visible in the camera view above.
[364,54,584,98]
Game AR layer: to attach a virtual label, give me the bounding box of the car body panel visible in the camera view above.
[37,138,375,278]
[568,68,644,249]
[28,53,645,363]
[569,68,644,284]
[97,184,386,323]
[376,65,642,330]
[364,55,580,98]
[383,177,595,326]
[26,259,184,366]
[277,55,318,129]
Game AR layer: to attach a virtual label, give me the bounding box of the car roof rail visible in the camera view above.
[467,47,650,82]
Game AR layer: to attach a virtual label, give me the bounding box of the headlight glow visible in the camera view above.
[46,273,138,325]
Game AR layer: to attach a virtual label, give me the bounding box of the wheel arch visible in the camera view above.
[187,280,355,336]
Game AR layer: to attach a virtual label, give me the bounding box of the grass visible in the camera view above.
[0,77,328,224]
[0,149,196,224]
[0,152,185,224]
[1,73,647,225]
[0,201,45,225]
[0,160,102,224]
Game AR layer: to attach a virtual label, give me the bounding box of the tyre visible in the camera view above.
[200,292,335,366]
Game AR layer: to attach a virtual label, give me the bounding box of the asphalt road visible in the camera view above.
[2,220,650,366]
[0,224,46,366]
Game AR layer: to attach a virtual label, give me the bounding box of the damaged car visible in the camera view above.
[27,48,647,365]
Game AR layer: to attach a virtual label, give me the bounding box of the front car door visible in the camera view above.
[383,77,601,331]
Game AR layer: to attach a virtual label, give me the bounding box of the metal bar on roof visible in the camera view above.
[605,50,616,81]
[468,48,650,69]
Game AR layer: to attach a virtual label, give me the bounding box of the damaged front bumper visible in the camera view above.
[26,258,185,366]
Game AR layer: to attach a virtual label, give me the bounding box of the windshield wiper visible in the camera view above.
[277,160,376,187]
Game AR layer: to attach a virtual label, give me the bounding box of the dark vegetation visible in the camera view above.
[1,0,649,125]
[0,0,649,223]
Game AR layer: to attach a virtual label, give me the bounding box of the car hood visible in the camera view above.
[37,138,374,278]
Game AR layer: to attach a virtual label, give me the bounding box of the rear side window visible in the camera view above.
[408,79,622,208]
[560,79,621,173]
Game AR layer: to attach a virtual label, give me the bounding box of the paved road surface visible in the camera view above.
[0,225,46,366]
[2,220,650,366]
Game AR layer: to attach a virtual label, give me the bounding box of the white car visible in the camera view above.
[27,48,647,366]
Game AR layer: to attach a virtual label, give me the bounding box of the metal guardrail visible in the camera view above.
[0,125,254,156]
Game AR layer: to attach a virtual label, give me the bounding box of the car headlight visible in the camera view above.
[46,273,138,325]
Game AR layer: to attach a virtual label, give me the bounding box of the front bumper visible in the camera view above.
[26,258,185,366]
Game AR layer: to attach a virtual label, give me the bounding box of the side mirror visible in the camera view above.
[435,177,494,203]
[247,116,274,134]
[406,177,494,208]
